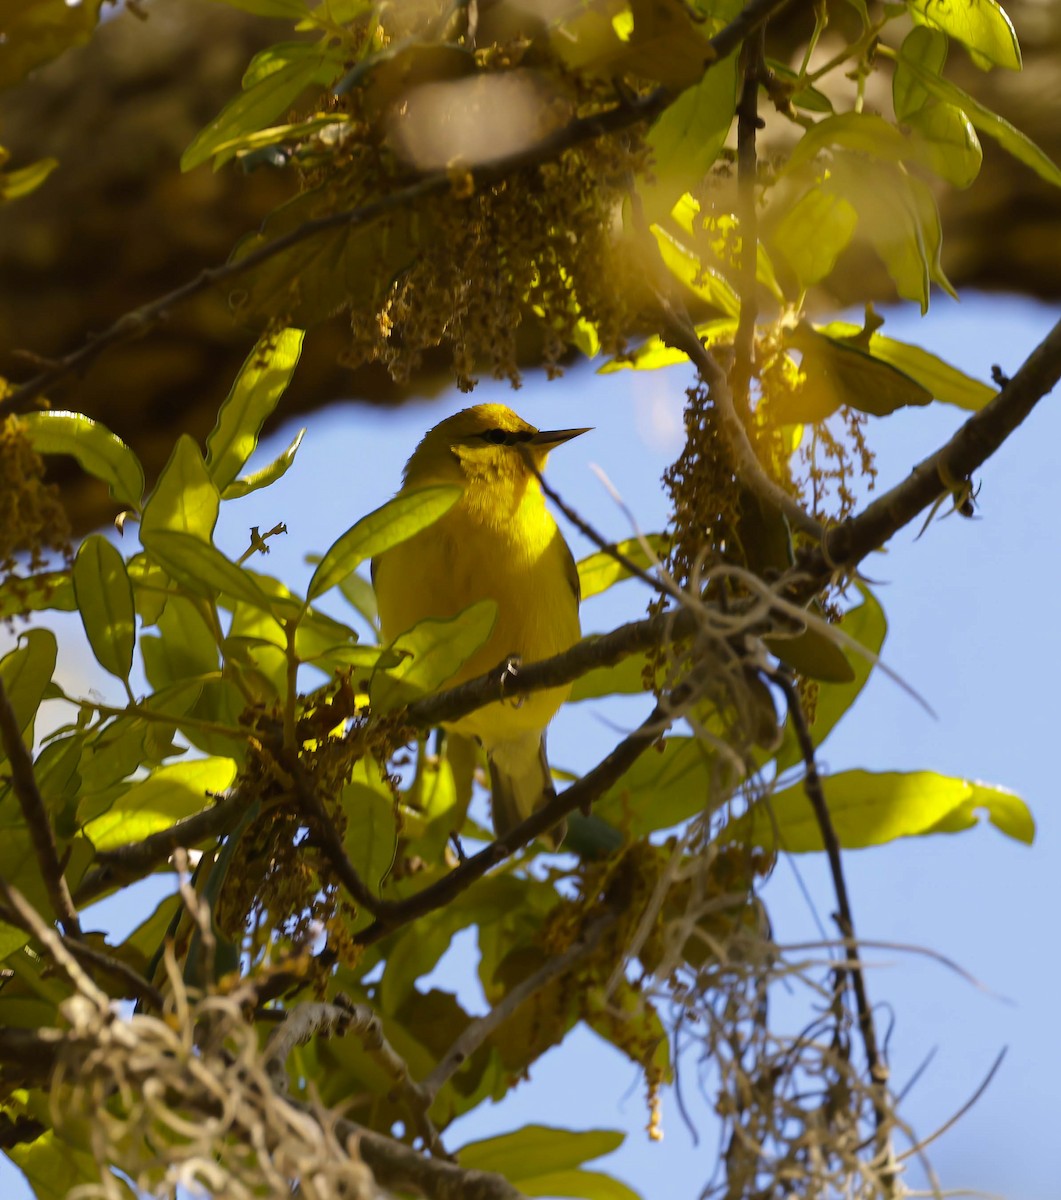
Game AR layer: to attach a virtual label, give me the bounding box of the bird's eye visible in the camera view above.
[481,428,508,445]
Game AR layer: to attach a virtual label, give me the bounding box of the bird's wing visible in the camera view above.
[559,532,581,608]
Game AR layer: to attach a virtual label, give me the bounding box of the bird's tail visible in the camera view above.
[487,732,566,850]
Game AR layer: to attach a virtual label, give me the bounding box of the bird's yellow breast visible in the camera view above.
[373,478,580,745]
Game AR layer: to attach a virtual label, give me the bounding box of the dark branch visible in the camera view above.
[355,686,697,945]
[773,672,896,1184]
[0,677,82,937]
[73,788,245,906]
[810,315,1061,578]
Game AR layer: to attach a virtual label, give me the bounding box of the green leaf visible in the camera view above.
[577,536,667,600]
[373,600,498,709]
[600,319,737,373]
[520,1167,641,1200]
[786,112,913,174]
[0,571,75,621]
[140,435,220,542]
[772,584,886,774]
[459,1125,625,1177]
[782,322,933,422]
[764,622,856,684]
[82,757,237,851]
[73,535,136,683]
[769,186,858,289]
[894,50,1061,188]
[0,155,58,201]
[0,629,57,767]
[140,529,300,621]
[182,46,343,171]
[894,28,982,189]
[569,651,651,703]
[7,1128,118,1200]
[816,321,996,410]
[729,769,1034,851]
[827,155,937,312]
[594,735,715,836]
[206,328,305,490]
[651,225,741,318]
[0,0,105,89]
[342,771,397,893]
[308,486,460,601]
[907,0,1020,71]
[222,426,305,500]
[20,411,144,510]
[641,52,738,220]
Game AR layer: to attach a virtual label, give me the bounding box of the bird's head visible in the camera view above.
[403,404,590,489]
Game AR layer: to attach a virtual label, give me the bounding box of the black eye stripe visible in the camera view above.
[479,428,534,446]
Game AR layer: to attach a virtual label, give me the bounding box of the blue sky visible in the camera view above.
[2,292,1057,1199]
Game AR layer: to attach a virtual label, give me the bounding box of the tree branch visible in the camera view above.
[73,787,245,905]
[807,314,1061,580]
[0,0,805,414]
[0,678,81,937]
[772,673,896,1188]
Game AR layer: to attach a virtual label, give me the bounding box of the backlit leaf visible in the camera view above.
[459,1125,624,1178]
[728,769,1034,851]
[308,486,460,601]
[0,629,57,767]
[21,411,144,511]
[577,535,668,600]
[140,436,220,542]
[907,0,1020,71]
[206,328,305,491]
[222,427,306,500]
[73,535,136,683]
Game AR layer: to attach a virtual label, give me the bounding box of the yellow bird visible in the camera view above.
[372,404,586,849]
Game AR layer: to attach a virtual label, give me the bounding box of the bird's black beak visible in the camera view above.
[529,426,592,447]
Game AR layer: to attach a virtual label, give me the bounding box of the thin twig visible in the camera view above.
[0,677,82,937]
[0,881,104,1005]
[524,454,683,604]
[421,910,618,1103]
[772,672,896,1186]
[0,0,802,415]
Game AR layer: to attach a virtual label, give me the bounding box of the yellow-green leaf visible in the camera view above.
[908,0,1021,71]
[21,411,144,511]
[206,328,305,491]
[309,486,460,601]
[83,757,238,852]
[223,426,305,500]
[73,535,136,684]
[459,1125,625,1178]
[577,535,667,600]
[0,155,58,201]
[140,435,220,542]
[728,769,1034,851]
[0,629,57,768]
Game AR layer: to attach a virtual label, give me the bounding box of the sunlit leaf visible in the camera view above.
[0,629,57,767]
[182,45,344,170]
[140,435,220,542]
[222,426,306,500]
[82,758,237,851]
[73,535,136,684]
[459,1124,625,1178]
[206,328,305,491]
[908,0,1020,71]
[816,321,996,409]
[895,50,1061,188]
[651,225,741,317]
[769,185,858,289]
[0,0,104,89]
[308,486,460,601]
[0,156,58,201]
[21,411,144,511]
[600,318,736,373]
[728,769,1034,851]
[642,52,738,220]
[372,600,498,710]
[594,735,715,836]
[577,535,668,600]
